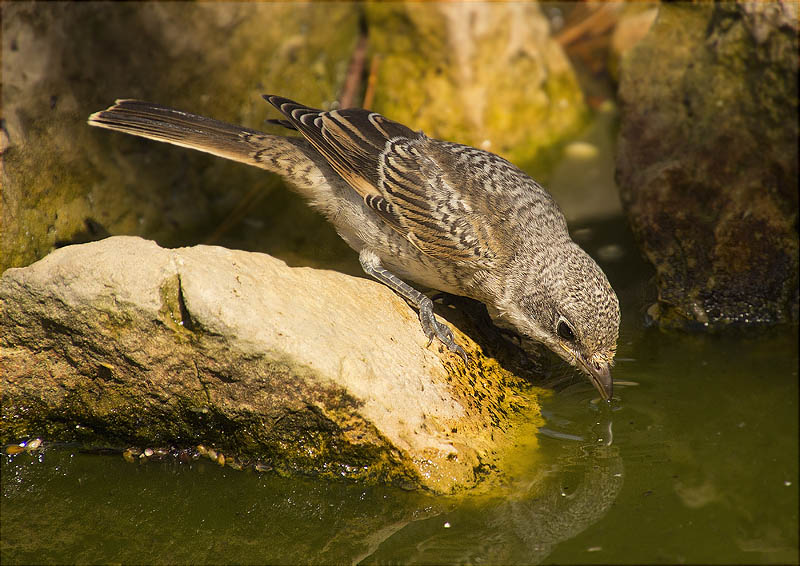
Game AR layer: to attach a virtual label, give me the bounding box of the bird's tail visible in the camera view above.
[88,99,318,183]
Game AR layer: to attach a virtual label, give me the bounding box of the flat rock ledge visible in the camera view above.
[0,236,541,494]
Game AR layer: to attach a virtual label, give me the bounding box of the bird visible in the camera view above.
[88,95,620,400]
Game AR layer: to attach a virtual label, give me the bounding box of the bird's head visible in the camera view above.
[493,241,620,400]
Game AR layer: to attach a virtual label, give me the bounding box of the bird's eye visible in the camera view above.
[557,319,575,341]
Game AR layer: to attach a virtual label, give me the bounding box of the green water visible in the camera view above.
[2,219,798,564]
[2,330,796,564]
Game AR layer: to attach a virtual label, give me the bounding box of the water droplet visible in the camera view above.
[587,546,602,552]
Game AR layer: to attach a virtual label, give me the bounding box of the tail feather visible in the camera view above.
[89,98,348,206]
[88,99,297,169]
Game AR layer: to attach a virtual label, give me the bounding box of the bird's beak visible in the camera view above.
[559,343,614,401]
[583,358,613,401]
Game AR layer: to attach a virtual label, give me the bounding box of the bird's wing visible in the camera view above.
[264,95,497,265]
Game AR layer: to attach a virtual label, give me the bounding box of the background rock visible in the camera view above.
[608,4,658,80]
[1,2,363,272]
[2,2,586,274]
[365,2,587,173]
[616,2,799,329]
[0,236,542,494]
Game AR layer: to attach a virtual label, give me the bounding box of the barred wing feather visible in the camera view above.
[264,95,495,266]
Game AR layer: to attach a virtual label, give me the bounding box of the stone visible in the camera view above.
[365,2,588,176]
[608,4,658,80]
[1,2,361,273]
[0,236,542,493]
[616,2,798,329]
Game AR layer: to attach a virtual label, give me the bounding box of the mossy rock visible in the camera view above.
[366,3,588,176]
[617,2,798,329]
[2,3,360,273]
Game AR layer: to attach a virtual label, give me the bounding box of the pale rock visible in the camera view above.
[0,236,541,493]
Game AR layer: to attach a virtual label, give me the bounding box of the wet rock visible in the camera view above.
[0,237,541,493]
[616,2,798,329]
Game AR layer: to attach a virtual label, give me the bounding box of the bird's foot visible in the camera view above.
[419,297,468,364]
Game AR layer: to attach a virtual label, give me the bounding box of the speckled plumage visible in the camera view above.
[88,96,620,399]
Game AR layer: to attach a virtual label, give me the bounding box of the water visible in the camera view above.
[2,330,796,564]
[2,217,797,564]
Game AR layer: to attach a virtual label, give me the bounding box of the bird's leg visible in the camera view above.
[359,250,468,363]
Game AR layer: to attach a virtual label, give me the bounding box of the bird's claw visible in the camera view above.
[419,297,469,365]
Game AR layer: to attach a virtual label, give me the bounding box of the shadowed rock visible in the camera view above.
[616,2,798,329]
